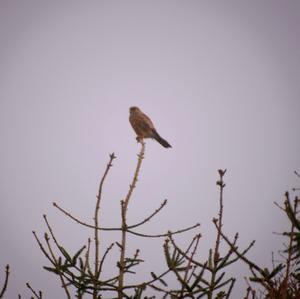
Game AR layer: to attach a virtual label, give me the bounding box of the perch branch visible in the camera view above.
[118,140,145,298]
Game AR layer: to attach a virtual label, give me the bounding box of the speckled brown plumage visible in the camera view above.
[129,106,171,148]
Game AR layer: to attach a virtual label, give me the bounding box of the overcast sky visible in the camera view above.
[0,1,300,298]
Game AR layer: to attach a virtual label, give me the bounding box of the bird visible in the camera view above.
[129,106,172,148]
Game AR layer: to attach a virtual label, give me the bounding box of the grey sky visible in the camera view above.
[0,1,300,298]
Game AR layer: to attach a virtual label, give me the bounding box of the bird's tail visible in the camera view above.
[152,129,172,148]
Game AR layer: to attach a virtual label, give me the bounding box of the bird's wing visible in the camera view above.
[129,113,151,135]
[140,112,155,129]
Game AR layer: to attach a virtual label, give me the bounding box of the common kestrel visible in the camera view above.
[129,106,171,148]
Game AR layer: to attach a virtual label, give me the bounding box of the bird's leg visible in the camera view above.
[136,136,144,144]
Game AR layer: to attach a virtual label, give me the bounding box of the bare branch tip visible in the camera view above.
[110,152,116,159]
[218,169,227,177]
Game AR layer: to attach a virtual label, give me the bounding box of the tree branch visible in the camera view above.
[0,265,9,299]
[118,140,145,298]
[94,152,116,299]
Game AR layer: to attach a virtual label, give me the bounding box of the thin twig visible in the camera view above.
[94,153,116,284]
[214,169,226,263]
[26,283,42,299]
[43,215,72,299]
[208,169,226,299]
[53,201,199,238]
[125,268,172,290]
[33,231,89,295]
[127,199,168,229]
[127,223,200,238]
[44,234,72,299]
[180,234,201,297]
[53,202,121,231]
[99,243,115,275]
[244,278,257,299]
[0,265,9,298]
[43,215,63,250]
[282,196,298,298]
[84,238,91,273]
[225,278,236,299]
[212,220,271,292]
[32,231,56,266]
[168,233,208,269]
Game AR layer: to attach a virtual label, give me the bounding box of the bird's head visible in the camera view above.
[129,106,140,114]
